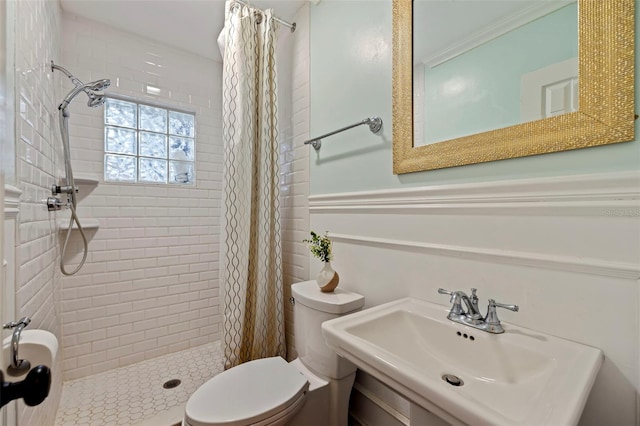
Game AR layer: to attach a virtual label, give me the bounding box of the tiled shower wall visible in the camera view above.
[282,3,311,359]
[13,0,63,424]
[60,12,222,381]
[58,7,307,380]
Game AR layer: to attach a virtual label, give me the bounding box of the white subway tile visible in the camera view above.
[133,318,157,332]
[91,337,120,353]
[107,344,133,359]
[119,331,146,346]
[106,323,133,338]
[77,351,107,368]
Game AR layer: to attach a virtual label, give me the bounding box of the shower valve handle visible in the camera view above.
[46,197,65,211]
[51,184,77,195]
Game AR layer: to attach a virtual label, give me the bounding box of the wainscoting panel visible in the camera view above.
[310,171,640,426]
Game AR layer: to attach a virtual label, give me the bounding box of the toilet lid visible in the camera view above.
[185,357,309,426]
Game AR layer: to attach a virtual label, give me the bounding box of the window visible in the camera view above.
[104,98,195,184]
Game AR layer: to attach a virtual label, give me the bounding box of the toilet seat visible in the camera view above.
[184,357,309,426]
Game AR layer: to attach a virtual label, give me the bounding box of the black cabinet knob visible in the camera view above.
[0,365,51,408]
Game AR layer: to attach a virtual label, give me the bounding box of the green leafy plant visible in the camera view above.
[303,231,333,263]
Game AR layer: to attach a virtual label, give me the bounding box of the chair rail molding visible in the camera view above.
[309,171,640,280]
[328,233,639,279]
[309,171,640,217]
[4,184,21,218]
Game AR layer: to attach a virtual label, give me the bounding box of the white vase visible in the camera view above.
[316,261,339,292]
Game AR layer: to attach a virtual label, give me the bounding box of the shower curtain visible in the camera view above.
[219,0,286,369]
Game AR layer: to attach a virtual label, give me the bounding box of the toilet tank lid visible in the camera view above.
[292,280,365,314]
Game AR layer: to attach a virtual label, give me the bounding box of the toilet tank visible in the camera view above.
[292,280,364,380]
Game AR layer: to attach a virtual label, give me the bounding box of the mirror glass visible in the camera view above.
[392,0,635,174]
[413,1,577,147]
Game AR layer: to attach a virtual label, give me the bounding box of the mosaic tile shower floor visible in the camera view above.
[55,342,223,426]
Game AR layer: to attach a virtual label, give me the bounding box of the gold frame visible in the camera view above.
[392,0,635,174]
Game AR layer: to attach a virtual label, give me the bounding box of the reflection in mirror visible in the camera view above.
[392,0,635,174]
[413,1,578,146]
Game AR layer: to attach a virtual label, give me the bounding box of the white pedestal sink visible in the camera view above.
[322,298,603,426]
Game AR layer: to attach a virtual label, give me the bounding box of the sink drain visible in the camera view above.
[163,379,181,389]
[442,374,464,387]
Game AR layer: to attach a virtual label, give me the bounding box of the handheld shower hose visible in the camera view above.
[51,61,110,275]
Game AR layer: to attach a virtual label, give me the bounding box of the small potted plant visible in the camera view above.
[303,231,339,292]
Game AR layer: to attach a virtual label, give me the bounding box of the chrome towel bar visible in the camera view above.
[304,117,383,152]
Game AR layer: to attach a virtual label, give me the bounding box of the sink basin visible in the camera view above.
[2,329,58,382]
[322,298,603,426]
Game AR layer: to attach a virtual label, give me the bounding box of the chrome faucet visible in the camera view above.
[2,317,32,375]
[438,288,518,334]
[438,288,483,324]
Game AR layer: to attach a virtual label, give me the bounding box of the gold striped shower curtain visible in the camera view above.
[219,0,286,369]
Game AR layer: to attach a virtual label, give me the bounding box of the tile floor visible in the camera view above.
[54,342,224,426]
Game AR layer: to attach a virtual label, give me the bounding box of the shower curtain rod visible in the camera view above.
[232,0,297,33]
[304,117,383,152]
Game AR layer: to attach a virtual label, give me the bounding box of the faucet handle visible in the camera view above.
[469,288,479,305]
[491,300,519,312]
[484,299,518,333]
[437,288,465,316]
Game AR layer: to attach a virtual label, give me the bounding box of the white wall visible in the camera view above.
[310,172,640,425]
[60,12,222,380]
[12,0,64,424]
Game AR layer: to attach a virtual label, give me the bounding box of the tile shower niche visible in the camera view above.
[57,177,100,232]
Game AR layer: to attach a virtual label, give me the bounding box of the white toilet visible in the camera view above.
[183,280,365,426]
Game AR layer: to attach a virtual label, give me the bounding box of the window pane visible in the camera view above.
[105,154,136,182]
[169,161,194,184]
[169,136,194,161]
[139,158,167,183]
[104,101,196,186]
[139,105,167,133]
[105,126,137,155]
[169,111,195,137]
[105,98,137,128]
[139,132,167,158]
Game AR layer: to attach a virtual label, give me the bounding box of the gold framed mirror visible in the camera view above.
[392,0,635,174]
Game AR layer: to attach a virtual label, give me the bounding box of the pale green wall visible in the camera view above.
[423,4,577,144]
[309,1,639,195]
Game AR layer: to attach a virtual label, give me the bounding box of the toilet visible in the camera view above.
[183,280,365,426]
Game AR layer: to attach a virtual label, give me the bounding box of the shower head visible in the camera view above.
[88,79,111,92]
[52,62,110,110]
[59,79,111,110]
[85,79,110,108]
[87,92,106,108]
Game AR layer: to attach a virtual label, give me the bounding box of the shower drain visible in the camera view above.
[163,379,182,389]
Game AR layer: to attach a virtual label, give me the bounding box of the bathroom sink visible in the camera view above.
[321,298,603,426]
[2,330,58,382]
